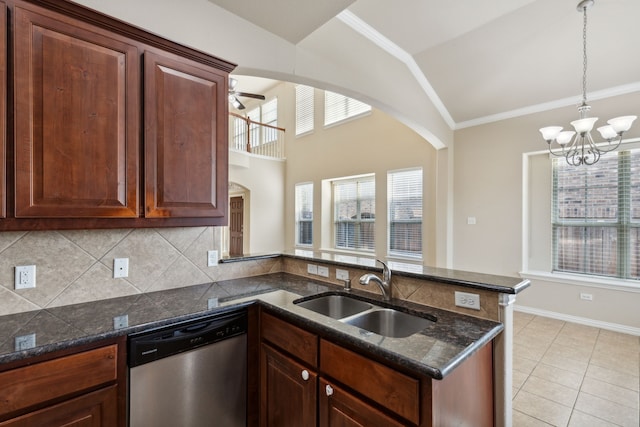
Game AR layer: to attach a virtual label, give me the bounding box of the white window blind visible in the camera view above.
[246,106,260,148]
[295,183,313,246]
[333,176,375,251]
[295,85,314,136]
[388,169,423,258]
[552,149,640,279]
[324,91,371,126]
[261,98,278,144]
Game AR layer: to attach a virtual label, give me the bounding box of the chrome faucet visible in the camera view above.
[359,259,392,301]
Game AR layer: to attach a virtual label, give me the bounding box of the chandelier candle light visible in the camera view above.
[539,0,636,166]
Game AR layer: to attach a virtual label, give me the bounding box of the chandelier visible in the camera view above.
[539,0,636,166]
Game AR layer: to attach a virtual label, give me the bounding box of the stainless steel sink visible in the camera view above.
[343,308,434,338]
[295,295,373,319]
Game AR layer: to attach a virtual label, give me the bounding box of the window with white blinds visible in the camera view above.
[388,169,423,258]
[552,149,640,279]
[324,91,371,127]
[295,85,314,136]
[260,98,278,144]
[295,183,313,246]
[333,176,375,252]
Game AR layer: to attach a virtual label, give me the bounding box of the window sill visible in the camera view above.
[520,270,640,292]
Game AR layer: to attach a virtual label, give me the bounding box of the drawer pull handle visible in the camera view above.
[325,384,334,396]
[301,370,310,381]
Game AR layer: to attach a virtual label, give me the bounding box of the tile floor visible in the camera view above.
[512,311,640,426]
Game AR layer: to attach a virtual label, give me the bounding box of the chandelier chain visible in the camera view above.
[582,5,588,106]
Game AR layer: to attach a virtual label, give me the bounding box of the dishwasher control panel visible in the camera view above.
[128,309,247,367]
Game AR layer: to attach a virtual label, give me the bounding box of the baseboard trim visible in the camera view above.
[514,305,640,336]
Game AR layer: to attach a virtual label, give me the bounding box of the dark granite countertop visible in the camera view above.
[225,251,530,295]
[0,272,503,380]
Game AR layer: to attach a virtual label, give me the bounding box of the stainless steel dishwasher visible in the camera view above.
[128,309,247,427]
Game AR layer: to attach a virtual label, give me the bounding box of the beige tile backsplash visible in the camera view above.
[0,227,281,316]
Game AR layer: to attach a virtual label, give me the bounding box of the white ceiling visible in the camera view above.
[212,0,640,131]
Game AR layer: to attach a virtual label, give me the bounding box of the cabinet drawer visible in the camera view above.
[0,345,118,417]
[261,311,318,367]
[320,339,420,425]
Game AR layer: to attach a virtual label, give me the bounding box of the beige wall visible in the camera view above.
[453,92,640,332]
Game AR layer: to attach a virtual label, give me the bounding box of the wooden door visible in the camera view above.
[13,5,139,218]
[229,196,243,256]
[318,379,404,427]
[144,50,228,219]
[260,343,316,427]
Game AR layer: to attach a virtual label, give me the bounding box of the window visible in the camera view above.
[333,176,375,251]
[388,169,423,258]
[295,85,314,135]
[295,183,313,246]
[324,91,371,126]
[552,149,640,279]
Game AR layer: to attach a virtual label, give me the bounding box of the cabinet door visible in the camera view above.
[13,6,140,218]
[260,343,316,427]
[144,50,228,219]
[319,379,404,427]
[0,386,118,427]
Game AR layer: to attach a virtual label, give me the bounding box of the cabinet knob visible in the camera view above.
[301,370,310,381]
[325,384,334,396]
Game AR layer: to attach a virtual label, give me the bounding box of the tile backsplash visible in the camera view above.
[0,227,281,316]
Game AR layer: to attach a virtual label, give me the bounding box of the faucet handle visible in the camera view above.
[376,259,391,283]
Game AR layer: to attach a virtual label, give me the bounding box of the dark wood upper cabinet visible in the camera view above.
[13,5,140,218]
[0,3,5,219]
[144,51,228,219]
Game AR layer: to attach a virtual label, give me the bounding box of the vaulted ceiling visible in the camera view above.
[76,0,640,149]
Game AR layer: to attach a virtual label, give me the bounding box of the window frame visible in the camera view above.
[324,91,371,128]
[332,175,376,253]
[387,168,423,260]
[295,182,313,247]
[295,85,314,136]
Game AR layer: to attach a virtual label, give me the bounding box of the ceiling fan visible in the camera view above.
[228,77,266,110]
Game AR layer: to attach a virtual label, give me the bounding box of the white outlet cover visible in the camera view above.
[14,333,36,351]
[454,291,481,310]
[317,266,329,277]
[307,264,318,275]
[336,269,350,281]
[15,265,36,289]
[207,250,219,267]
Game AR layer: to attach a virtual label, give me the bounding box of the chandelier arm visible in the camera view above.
[595,135,623,153]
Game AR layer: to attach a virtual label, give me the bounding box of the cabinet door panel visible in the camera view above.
[319,379,404,427]
[260,343,316,427]
[14,6,139,218]
[144,51,228,218]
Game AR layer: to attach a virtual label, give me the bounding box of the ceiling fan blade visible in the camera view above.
[233,96,245,110]
[235,91,266,100]
[229,77,238,91]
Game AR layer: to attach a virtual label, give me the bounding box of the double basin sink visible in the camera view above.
[294,293,436,338]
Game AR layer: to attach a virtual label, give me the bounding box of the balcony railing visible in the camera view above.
[229,112,285,159]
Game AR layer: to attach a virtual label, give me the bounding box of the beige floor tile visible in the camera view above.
[529,316,565,331]
[559,322,600,339]
[581,377,639,409]
[589,348,640,376]
[522,376,579,407]
[574,392,640,427]
[531,363,584,390]
[553,332,597,351]
[545,342,593,364]
[513,409,554,426]
[514,355,539,376]
[513,390,572,427]
[585,364,640,392]
[513,368,530,390]
[568,410,620,427]
[515,342,548,362]
[540,350,589,375]
[597,329,640,347]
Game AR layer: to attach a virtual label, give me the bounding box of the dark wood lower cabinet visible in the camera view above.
[259,309,495,427]
[318,378,404,427]
[0,386,118,427]
[260,343,317,427]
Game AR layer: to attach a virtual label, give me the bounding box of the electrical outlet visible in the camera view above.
[113,315,129,330]
[580,293,593,301]
[113,258,129,278]
[208,298,219,309]
[14,333,36,351]
[207,250,219,267]
[455,291,481,310]
[307,264,318,275]
[336,269,349,281]
[317,266,329,277]
[15,265,36,289]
